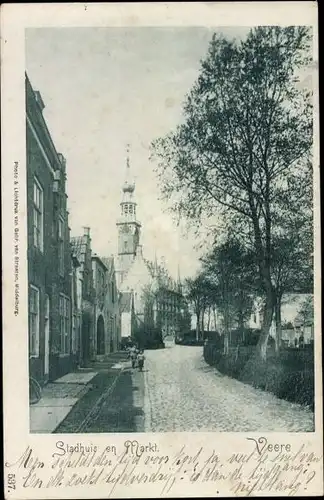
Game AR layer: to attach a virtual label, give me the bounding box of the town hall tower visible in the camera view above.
[116,147,141,285]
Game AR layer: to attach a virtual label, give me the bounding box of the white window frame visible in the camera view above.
[29,285,40,357]
[33,177,43,251]
[59,294,70,355]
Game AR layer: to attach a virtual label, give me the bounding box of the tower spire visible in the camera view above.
[126,143,130,170]
[177,262,182,293]
[122,143,135,197]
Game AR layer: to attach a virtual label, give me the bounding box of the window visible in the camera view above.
[59,295,70,355]
[58,217,64,276]
[129,205,133,215]
[29,286,40,356]
[33,178,43,250]
[124,204,128,215]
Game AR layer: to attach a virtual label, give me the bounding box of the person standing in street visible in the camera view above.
[130,345,138,368]
[137,350,145,371]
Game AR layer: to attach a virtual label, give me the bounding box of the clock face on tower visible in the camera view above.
[122,224,130,234]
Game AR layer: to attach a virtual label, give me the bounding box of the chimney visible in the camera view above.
[57,153,66,171]
[83,226,90,237]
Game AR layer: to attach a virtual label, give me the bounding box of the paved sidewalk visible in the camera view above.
[30,371,97,433]
[54,353,142,433]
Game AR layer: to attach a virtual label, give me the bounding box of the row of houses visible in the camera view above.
[26,73,121,385]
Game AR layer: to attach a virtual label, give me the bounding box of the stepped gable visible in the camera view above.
[101,256,114,275]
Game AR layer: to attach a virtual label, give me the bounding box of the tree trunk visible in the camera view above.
[201,307,205,338]
[223,304,230,355]
[207,306,211,331]
[250,201,274,362]
[196,311,200,342]
[256,288,274,361]
[213,306,217,331]
[224,334,229,356]
[238,307,244,342]
[275,293,282,354]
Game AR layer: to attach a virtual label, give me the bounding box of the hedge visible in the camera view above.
[203,343,314,410]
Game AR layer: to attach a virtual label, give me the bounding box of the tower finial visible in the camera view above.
[122,143,135,194]
[126,143,130,169]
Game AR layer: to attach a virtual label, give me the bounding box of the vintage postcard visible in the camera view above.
[1,1,322,498]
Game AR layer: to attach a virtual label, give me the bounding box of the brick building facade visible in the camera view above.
[71,228,96,366]
[26,73,73,384]
[101,256,121,352]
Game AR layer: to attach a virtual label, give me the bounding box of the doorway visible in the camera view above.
[81,313,91,366]
[96,315,105,355]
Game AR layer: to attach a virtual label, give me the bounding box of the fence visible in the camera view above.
[203,343,314,409]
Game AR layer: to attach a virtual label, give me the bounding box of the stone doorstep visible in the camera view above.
[30,404,76,434]
[34,396,79,408]
[38,382,90,401]
[30,384,91,433]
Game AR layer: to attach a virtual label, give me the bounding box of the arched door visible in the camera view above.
[97,315,105,355]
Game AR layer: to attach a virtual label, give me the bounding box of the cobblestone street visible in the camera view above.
[144,342,314,432]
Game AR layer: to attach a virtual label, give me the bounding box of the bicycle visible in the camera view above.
[29,376,42,405]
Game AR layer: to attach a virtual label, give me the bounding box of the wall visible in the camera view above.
[26,75,73,384]
[121,311,132,338]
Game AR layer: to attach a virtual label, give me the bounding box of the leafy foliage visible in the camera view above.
[151,27,313,359]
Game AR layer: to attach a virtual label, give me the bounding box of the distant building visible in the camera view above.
[248,293,314,346]
[92,254,121,357]
[71,228,96,366]
[119,291,135,339]
[71,251,82,368]
[116,151,189,344]
[26,73,73,384]
[92,255,108,357]
[101,256,121,352]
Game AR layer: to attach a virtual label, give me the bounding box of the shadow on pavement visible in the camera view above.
[89,369,144,433]
[55,368,144,433]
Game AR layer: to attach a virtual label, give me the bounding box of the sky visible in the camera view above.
[25,26,250,279]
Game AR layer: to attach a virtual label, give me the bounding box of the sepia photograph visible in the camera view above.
[25,24,316,434]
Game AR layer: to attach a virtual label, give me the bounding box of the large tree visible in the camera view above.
[271,159,313,351]
[151,27,312,360]
[202,238,256,352]
[184,274,218,341]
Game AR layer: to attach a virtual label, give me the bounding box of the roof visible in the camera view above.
[119,291,132,312]
[101,256,114,273]
[70,236,87,261]
[91,254,108,271]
